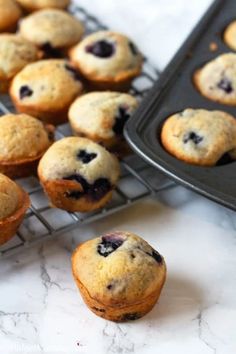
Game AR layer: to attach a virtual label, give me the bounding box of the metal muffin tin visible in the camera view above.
[125,0,236,211]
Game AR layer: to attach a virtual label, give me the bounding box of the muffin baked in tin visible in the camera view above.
[38,137,120,212]
[72,231,166,322]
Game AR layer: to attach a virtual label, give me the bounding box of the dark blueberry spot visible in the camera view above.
[64,189,83,199]
[151,250,163,264]
[41,42,62,58]
[217,78,233,94]
[64,64,83,81]
[77,150,97,164]
[130,252,136,259]
[63,174,111,201]
[113,106,131,135]
[183,131,203,145]
[92,307,105,313]
[121,312,141,321]
[19,85,33,100]
[85,40,115,58]
[97,234,124,257]
[107,284,113,290]
[129,41,138,55]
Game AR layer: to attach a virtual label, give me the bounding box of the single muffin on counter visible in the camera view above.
[10,59,83,125]
[0,113,54,178]
[0,173,30,246]
[69,31,143,91]
[0,34,39,93]
[19,9,84,57]
[72,231,166,322]
[161,108,236,166]
[15,0,70,12]
[194,53,236,105]
[0,0,22,33]
[38,137,120,212]
[68,91,138,151]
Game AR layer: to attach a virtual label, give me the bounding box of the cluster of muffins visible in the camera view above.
[0,1,167,324]
[161,21,236,166]
[0,0,144,246]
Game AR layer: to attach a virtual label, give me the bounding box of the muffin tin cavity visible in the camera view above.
[125,0,236,211]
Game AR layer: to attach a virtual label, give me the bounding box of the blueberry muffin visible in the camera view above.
[194,53,236,105]
[19,9,84,57]
[69,31,143,91]
[161,108,236,166]
[10,59,83,125]
[0,0,22,33]
[0,34,39,93]
[68,92,138,151]
[15,0,70,12]
[0,113,54,178]
[0,173,30,245]
[224,21,236,51]
[38,137,120,212]
[72,231,166,322]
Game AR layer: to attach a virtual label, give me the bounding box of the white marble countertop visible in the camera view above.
[2,0,236,353]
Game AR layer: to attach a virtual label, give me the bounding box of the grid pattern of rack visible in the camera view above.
[0,4,172,259]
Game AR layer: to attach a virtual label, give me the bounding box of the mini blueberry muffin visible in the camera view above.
[69,31,143,91]
[224,21,236,51]
[0,113,54,178]
[194,53,236,105]
[38,137,120,212]
[0,0,22,33]
[161,108,236,166]
[15,0,70,12]
[19,9,84,57]
[0,173,30,246]
[72,231,166,322]
[0,34,39,93]
[10,59,83,125]
[68,92,138,151]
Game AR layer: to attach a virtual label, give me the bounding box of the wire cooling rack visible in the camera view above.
[0,4,173,259]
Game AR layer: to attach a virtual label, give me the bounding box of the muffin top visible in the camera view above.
[0,34,39,81]
[0,173,21,220]
[38,137,120,186]
[0,113,52,163]
[10,60,83,111]
[69,31,143,82]
[0,0,22,32]
[161,108,236,166]
[72,231,166,306]
[69,91,138,140]
[19,9,84,49]
[15,0,70,11]
[195,53,236,105]
[224,21,236,51]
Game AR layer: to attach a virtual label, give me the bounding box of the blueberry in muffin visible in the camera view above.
[69,31,143,91]
[38,137,120,212]
[68,91,138,151]
[161,108,236,166]
[72,231,166,321]
[10,59,83,125]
